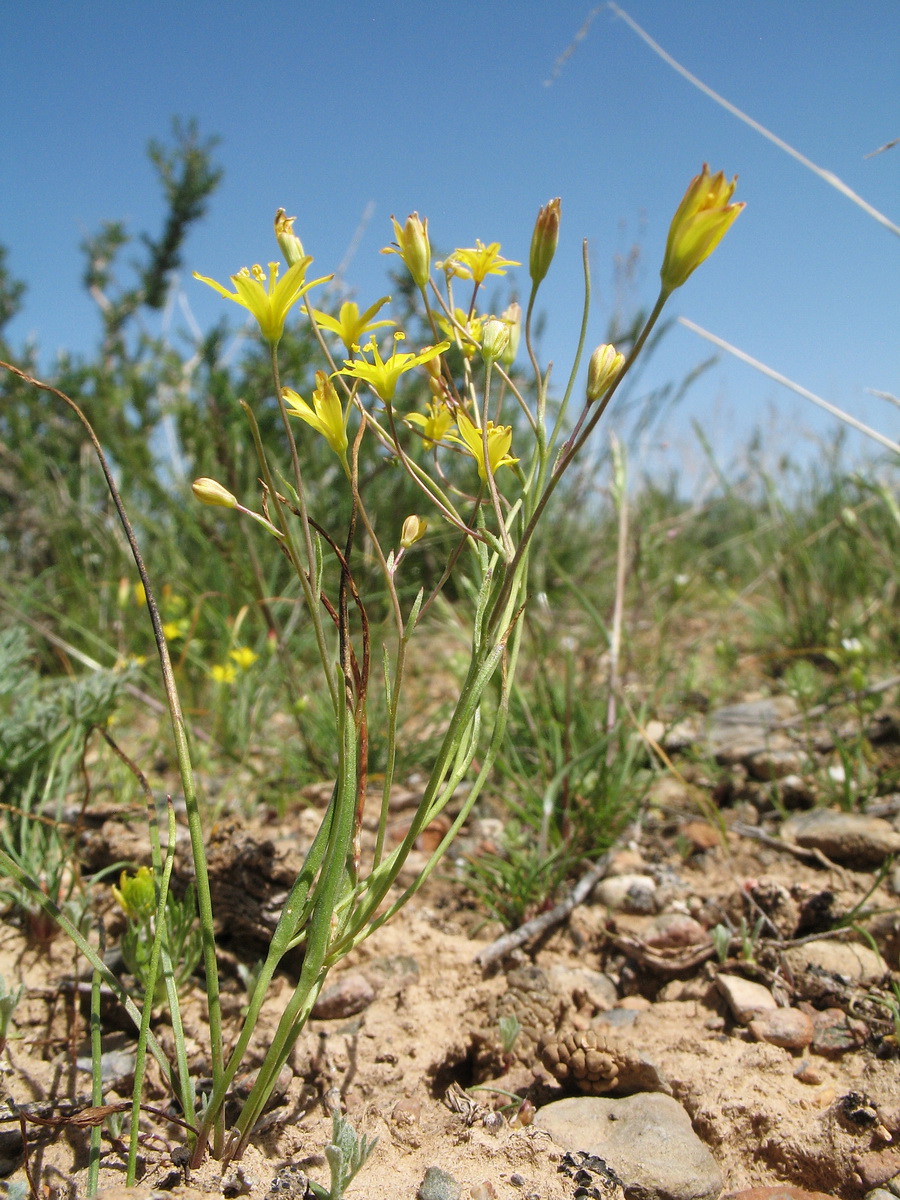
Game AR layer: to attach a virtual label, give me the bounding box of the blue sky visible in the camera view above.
[3,1,898,483]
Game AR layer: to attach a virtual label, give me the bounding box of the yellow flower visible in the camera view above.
[211,663,237,685]
[436,308,483,358]
[660,164,744,294]
[283,370,349,458]
[407,399,454,448]
[229,646,258,670]
[450,409,518,484]
[381,213,431,288]
[163,619,189,641]
[113,866,156,922]
[193,258,328,345]
[439,241,520,284]
[339,334,450,403]
[311,297,395,355]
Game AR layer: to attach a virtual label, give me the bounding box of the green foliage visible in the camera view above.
[116,873,203,1006]
[308,1113,378,1200]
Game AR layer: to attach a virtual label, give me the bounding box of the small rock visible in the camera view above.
[748,1006,814,1049]
[536,1092,722,1200]
[594,873,658,914]
[855,1147,900,1189]
[864,1189,898,1200]
[679,820,721,852]
[417,1166,462,1200]
[311,972,376,1019]
[705,697,797,763]
[781,809,900,867]
[715,974,777,1024]
[782,939,887,990]
[793,1059,825,1084]
[808,1006,867,1057]
[747,748,805,781]
[645,913,710,950]
[722,1189,836,1200]
[362,954,419,996]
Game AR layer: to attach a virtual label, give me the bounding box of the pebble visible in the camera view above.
[747,748,805,781]
[416,1166,462,1200]
[793,1059,825,1085]
[310,972,376,1019]
[748,1006,814,1049]
[808,1006,867,1057]
[535,1092,723,1200]
[679,820,722,852]
[705,697,798,763]
[781,809,900,867]
[715,974,777,1024]
[644,913,710,950]
[782,939,887,990]
[722,1189,836,1200]
[594,873,658,914]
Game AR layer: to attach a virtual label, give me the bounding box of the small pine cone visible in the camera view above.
[540,1029,619,1095]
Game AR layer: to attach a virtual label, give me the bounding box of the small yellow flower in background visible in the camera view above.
[274,208,305,266]
[660,164,744,295]
[211,663,237,685]
[407,399,454,449]
[339,334,450,403]
[586,343,625,403]
[133,582,146,608]
[529,198,561,287]
[400,515,427,549]
[194,257,328,345]
[451,409,518,484]
[229,646,258,670]
[437,308,483,358]
[312,297,395,355]
[283,371,349,458]
[381,213,431,289]
[440,241,520,285]
[113,866,156,922]
[192,478,238,509]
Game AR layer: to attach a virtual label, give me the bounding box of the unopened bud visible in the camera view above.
[500,302,521,367]
[384,213,431,289]
[400,515,427,549]
[192,477,238,509]
[274,208,306,266]
[586,344,625,402]
[481,317,511,365]
[529,198,560,288]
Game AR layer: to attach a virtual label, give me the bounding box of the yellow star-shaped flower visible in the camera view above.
[439,241,520,284]
[311,297,395,355]
[450,409,518,484]
[193,258,329,345]
[339,334,450,403]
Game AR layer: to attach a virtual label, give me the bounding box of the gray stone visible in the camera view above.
[594,873,658,914]
[417,1166,462,1200]
[781,809,900,867]
[311,972,376,1019]
[536,1092,722,1200]
[782,938,887,988]
[747,748,805,781]
[705,697,797,763]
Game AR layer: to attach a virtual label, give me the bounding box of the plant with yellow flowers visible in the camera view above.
[0,164,743,1174]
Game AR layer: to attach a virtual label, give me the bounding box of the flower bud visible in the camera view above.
[586,344,625,402]
[500,302,521,368]
[383,213,431,289]
[480,317,511,365]
[192,478,238,509]
[274,208,306,266]
[659,165,744,294]
[112,866,156,922]
[529,198,560,287]
[400,515,427,549]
